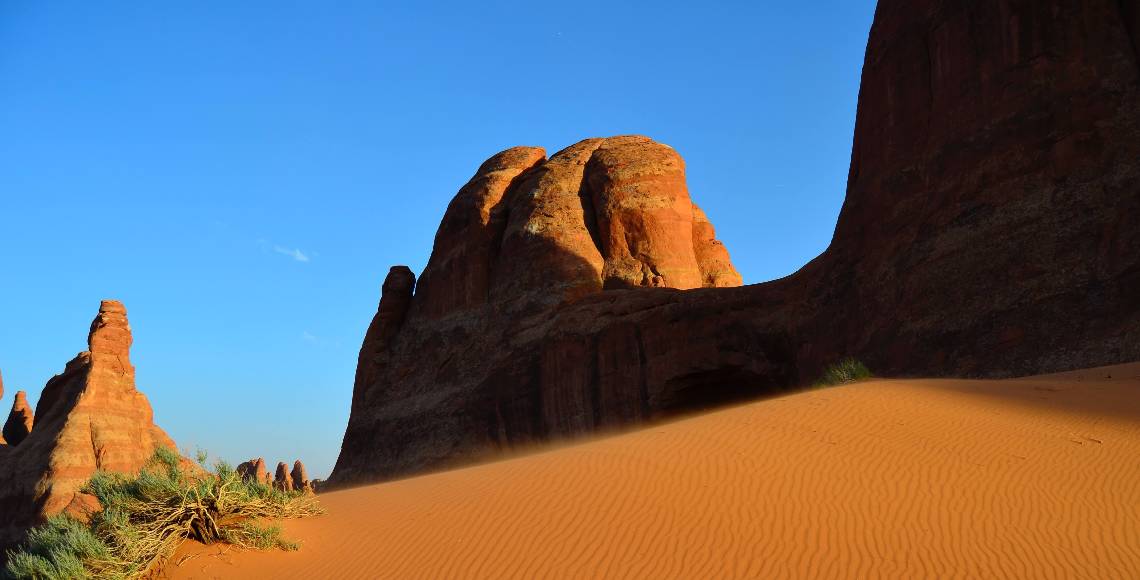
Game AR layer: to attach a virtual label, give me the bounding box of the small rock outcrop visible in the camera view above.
[331,0,1140,488]
[237,457,312,494]
[274,462,293,492]
[236,458,272,486]
[291,460,312,494]
[0,300,179,550]
[3,391,35,446]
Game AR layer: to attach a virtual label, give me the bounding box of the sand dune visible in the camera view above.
[171,364,1140,579]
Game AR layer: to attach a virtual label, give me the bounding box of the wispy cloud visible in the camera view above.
[273,245,310,263]
[301,331,341,348]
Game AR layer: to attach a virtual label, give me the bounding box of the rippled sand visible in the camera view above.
[172,363,1140,579]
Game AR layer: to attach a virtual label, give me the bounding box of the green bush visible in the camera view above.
[814,357,873,387]
[4,516,109,579]
[4,448,322,580]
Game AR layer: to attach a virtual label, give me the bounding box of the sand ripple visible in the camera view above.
[173,363,1140,579]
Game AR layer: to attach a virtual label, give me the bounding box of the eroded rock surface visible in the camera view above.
[291,460,312,494]
[331,136,753,486]
[237,458,272,486]
[331,0,1140,487]
[0,300,178,550]
[237,457,312,494]
[3,391,34,446]
[274,462,293,492]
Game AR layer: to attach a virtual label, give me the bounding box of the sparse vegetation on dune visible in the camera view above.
[813,357,873,387]
[4,448,322,580]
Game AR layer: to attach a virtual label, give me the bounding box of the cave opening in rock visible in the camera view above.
[657,367,789,416]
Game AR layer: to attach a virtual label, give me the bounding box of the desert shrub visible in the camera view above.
[4,447,322,580]
[3,515,109,579]
[814,357,873,387]
[220,522,299,551]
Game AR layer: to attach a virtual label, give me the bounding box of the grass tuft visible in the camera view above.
[220,522,299,551]
[4,448,322,579]
[814,357,873,387]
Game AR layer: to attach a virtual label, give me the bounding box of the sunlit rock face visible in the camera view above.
[0,300,178,550]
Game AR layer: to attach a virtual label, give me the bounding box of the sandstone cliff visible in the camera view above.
[0,300,178,550]
[0,369,5,445]
[331,0,1140,487]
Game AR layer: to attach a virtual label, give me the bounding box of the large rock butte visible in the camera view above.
[330,0,1140,487]
[0,300,178,550]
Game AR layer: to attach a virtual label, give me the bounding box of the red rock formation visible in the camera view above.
[236,457,272,486]
[331,0,1140,487]
[800,0,1140,376]
[587,136,706,290]
[236,457,311,493]
[691,204,743,288]
[0,300,179,549]
[291,460,312,494]
[352,266,416,412]
[3,391,35,446]
[274,462,293,492]
[332,136,747,486]
[492,139,607,309]
[414,146,546,318]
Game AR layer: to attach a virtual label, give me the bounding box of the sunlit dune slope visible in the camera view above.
[172,364,1140,579]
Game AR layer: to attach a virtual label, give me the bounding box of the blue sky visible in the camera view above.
[0,1,877,477]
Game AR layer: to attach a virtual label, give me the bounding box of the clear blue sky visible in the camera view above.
[0,1,877,478]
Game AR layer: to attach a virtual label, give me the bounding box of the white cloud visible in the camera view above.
[273,245,310,263]
[301,331,341,348]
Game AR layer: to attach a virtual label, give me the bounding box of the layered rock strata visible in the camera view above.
[0,301,178,549]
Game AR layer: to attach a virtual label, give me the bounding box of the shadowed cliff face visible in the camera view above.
[331,0,1140,487]
[812,0,1140,377]
[2,391,34,446]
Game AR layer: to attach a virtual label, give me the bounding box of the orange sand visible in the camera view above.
[171,364,1140,579]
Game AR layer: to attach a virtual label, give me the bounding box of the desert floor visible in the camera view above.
[170,363,1140,579]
